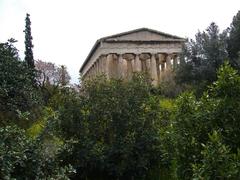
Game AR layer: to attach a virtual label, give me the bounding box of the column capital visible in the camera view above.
[166,53,173,70]
[107,53,119,60]
[139,53,151,60]
[99,54,107,60]
[113,53,119,60]
[172,53,178,60]
[122,53,135,61]
[166,53,173,59]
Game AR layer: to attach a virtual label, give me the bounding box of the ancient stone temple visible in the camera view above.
[79,28,185,85]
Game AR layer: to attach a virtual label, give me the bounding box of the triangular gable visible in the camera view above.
[102,28,185,42]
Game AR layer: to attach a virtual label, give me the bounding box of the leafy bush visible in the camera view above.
[0,40,42,126]
[0,125,74,179]
[57,74,171,179]
[173,62,240,179]
[193,131,240,179]
[173,92,208,179]
[209,62,240,151]
[158,70,188,98]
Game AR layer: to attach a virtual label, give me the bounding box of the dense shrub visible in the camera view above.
[0,125,74,179]
[158,70,189,98]
[173,62,240,179]
[193,131,240,179]
[57,74,171,179]
[0,40,42,126]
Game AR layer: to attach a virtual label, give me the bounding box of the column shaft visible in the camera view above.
[139,53,151,73]
[166,54,172,70]
[133,54,141,72]
[118,54,124,78]
[100,55,106,76]
[112,54,118,78]
[155,54,160,84]
[150,54,158,85]
[96,60,99,75]
[126,60,133,79]
[122,53,135,80]
[106,54,112,78]
[146,58,151,72]
[173,54,178,70]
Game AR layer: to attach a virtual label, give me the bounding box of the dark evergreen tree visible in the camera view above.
[227,10,240,63]
[24,13,34,68]
[176,23,228,91]
[59,65,70,86]
[0,39,41,123]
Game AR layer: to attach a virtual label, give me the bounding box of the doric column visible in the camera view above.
[100,55,107,76]
[92,63,95,77]
[157,53,166,82]
[159,53,166,73]
[166,54,172,70]
[95,59,98,76]
[89,67,91,77]
[118,54,125,78]
[89,67,92,77]
[172,54,178,70]
[100,55,107,75]
[94,63,97,76]
[146,58,150,72]
[84,71,87,78]
[122,53,135,79]
[133,54,141,72]
[106,54,112,78]
[96,59,99,75]
[112,54,119,78]
[97,57,102,74]
[155,54,160,84]
[106,53,118,78]
[92,64,94,77]
[139,53,151,73]
[150,54,158,85]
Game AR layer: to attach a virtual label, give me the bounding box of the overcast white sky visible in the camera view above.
[0,0,240,83]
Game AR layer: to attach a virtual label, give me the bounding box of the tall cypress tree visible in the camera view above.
[24,13,34,68]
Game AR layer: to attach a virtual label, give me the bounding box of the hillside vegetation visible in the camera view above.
[0,11,240,179]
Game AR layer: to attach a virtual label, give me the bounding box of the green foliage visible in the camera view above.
[173,92,207,179]
[158,71,188,98]
[27,107,56,138]
[227,10,240,63]
[211,61,240,98]
[24,13,34,69]
[192,131,240,179]
[176,23,228,94]
[2,11,240,179]
[0,125,74,179]
[209,62,240,151]
[0,40,42,124]
[57,74,170,179]
[48,86,78,110]
[173,62,240,179]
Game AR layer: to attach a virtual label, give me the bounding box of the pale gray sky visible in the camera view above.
[0,0,240,83]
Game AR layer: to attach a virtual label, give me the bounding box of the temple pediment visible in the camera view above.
[102,28,185,42]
